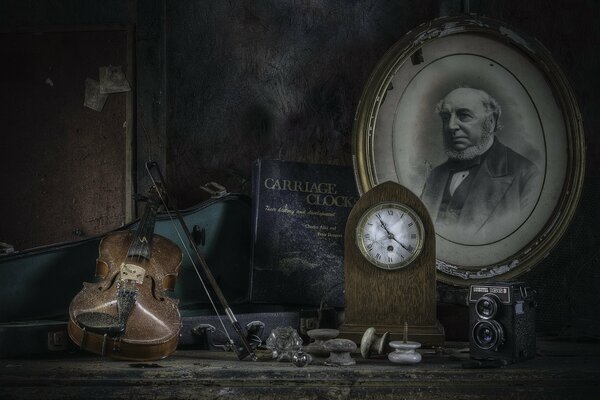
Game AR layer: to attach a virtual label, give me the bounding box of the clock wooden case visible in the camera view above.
[339,181,445,346]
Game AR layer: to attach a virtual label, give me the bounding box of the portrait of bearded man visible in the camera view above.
[420,87,543,241]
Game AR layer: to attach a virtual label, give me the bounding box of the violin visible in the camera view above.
[68,185,182,361]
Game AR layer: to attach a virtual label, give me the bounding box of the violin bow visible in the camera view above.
[145,160,257,361]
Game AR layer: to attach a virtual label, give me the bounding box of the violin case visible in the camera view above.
[0,192,263,357]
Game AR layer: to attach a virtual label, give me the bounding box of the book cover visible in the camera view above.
[250,159,359,307]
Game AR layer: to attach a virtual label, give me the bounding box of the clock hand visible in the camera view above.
[376,215,411,252]
[376,215,392,234]
[392,236,411,252]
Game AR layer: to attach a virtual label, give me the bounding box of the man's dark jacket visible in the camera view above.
[420,139,542,240]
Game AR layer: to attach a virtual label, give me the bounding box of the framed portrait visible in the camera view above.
[353,16,585,285]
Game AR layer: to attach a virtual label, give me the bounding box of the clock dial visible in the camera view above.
[356,202,423,270]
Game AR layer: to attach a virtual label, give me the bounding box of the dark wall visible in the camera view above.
[0,30,130,249]
[0,0,137,249]
[0,0,134,27]
[164,0,436,204]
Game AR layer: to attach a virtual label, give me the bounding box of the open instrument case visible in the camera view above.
[0,192,300,357]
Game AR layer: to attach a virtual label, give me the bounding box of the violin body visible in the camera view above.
[68,230,182,361]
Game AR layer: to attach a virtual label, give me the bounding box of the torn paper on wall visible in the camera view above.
[84,78,109,112]
[99,65,131,94]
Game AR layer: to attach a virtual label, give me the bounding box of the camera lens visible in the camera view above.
[475,295,498,319]
[472,320,503,350]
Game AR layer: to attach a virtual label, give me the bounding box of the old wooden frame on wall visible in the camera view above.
[353,15,585,286]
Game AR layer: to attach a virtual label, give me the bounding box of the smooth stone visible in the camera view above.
[323,338,357,366]
[388,340,422,364]
[360,327,390,359]
[307,329,339,341]
[305,329,339,357]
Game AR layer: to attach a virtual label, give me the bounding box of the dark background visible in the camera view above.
[0,0,598,339]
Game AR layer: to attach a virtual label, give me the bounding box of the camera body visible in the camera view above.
[468,282,536,364]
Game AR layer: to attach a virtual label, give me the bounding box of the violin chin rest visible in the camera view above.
[76,312,125,337]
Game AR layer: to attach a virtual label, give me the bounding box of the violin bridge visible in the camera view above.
[120,262,146,284]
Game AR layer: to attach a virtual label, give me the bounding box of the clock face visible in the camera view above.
[355,202,424,270]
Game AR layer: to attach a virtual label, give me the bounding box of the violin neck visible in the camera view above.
[127,201,159,259]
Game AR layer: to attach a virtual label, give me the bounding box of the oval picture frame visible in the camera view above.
[353,15,585,286]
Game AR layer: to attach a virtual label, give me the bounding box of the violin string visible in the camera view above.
[135,198,150,264]
[120,191,152,288]
[144,163,234,344]
[123,211,141,262]
[120,118,153,293]
[140,118,153,163]
[130,195,157,292]
[136,193,156,263]
[131,199,147,265]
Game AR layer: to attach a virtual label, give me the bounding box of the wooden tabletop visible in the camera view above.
[1,340,599,399]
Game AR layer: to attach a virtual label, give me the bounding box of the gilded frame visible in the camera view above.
[352,16,585,285]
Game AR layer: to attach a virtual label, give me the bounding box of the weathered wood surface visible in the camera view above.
[1,341,598,399]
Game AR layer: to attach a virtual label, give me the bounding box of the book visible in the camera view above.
[250,159,359,307]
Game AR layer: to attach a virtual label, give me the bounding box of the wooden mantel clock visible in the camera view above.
[339,181,445,346]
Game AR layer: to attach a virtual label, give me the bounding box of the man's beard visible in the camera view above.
[444,126,495,161]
